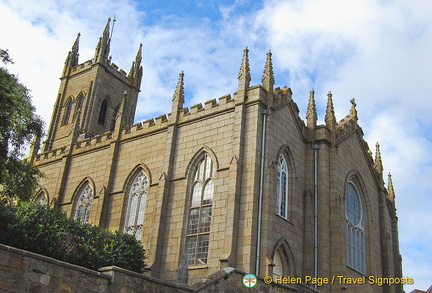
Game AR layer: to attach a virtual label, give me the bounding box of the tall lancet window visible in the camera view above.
[98,98,108,125]
[186,155,215,265]
[74,184,93,224]
[346,180,366,273]
[62,98,73,125]
[277,154,289,219]
[74,93,84,119]
[124,170,148,241]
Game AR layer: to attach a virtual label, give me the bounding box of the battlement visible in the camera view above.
[67,59,131,84]
[74,131,113,152]
[178,94,235,123]
[336,114,359,142]
[33,146,68,164]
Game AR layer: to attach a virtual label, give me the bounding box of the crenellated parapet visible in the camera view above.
[64,58,134,87]
[177,94,236,124]
[336,114,358,142]
[32,146,68,164]
[74,131,113,152]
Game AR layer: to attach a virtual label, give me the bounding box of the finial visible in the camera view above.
[374,142,383,173]
[325,91,336,128]
[238,47,251,90]
[387,173,395,200]
[129,43,143,81]
[94,18,112,62]
[262,50,274,93]
[173,71,185,104]
[350,98,358,119]
[306,89,317,128]
[103,17,111,38]
[63,33,81,75]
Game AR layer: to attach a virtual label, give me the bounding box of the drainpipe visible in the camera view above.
[312,144,320,291]
[256,109,270,276]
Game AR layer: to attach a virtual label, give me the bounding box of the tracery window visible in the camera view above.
[346,181,366,273]
[98,98,108,125]
[36,193,48,207]
[62,98,73,125]
[276,154,289,219]
[74,184,93,224]
[124,170,148,241]
[74,93,84,119]
[185,155,215,266]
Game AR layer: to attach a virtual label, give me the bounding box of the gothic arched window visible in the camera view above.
[36,193,48,207]
[273,250,283,278]
[74,93,84,119]
[124,170,148,241]
[185,154,215,265]
[346,180,366,273]
[276,154,289,219]
[62,98,73,125]
[74,184,93,224]
[98,98,108,125]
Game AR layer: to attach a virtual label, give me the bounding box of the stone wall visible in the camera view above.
[0,244,110,293]
[0,244,307,293]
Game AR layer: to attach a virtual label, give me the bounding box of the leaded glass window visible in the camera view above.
[124,170,148,241]
[277,154,288,219]
[62,98,73,125]
[36,193,48,207]
[186,155,215,265]
[74,93,84,119]
[75,184,93,224]
[346,181,366,273]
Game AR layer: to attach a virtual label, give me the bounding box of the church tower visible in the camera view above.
[43,18,142,151]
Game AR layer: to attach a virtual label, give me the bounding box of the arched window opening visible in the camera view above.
[124,170,148,241]
[62,98,73,125]
[36,193,48,207]
[277,154,289,219]
[346,181,366,273]
[98,98,108,125]
[185,155,215,266]
[75,184,93,224]
[273,250,283,278]
[74,94,84,120]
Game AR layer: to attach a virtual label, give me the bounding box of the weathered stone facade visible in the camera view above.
[29,19,403,292]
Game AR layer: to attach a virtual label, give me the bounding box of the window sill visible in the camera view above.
[347,265,366,276]
[188,264,208,270]
[275,213,293,225]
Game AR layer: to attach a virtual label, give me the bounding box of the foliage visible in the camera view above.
[0,49,44,203]
[0,202,145,273]
[0,49,13,64]
[0,159,42,204]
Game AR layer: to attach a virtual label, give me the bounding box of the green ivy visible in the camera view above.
[0,203,145,273]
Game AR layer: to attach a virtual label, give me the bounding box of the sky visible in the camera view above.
[1,0,431,290]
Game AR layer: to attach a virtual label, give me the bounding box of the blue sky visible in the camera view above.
[1,0,431,290]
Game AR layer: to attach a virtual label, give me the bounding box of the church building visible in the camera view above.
[29,19,403,292]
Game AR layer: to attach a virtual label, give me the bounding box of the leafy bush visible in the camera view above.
[0,203,145,273]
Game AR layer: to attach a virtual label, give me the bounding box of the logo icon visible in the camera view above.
[243,273,258,288]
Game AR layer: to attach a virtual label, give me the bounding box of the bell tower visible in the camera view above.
[43,18,143,151]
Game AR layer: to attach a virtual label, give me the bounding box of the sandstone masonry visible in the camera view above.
[28,18,403,292]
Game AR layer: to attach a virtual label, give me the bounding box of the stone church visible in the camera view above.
[29,19,403,292]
